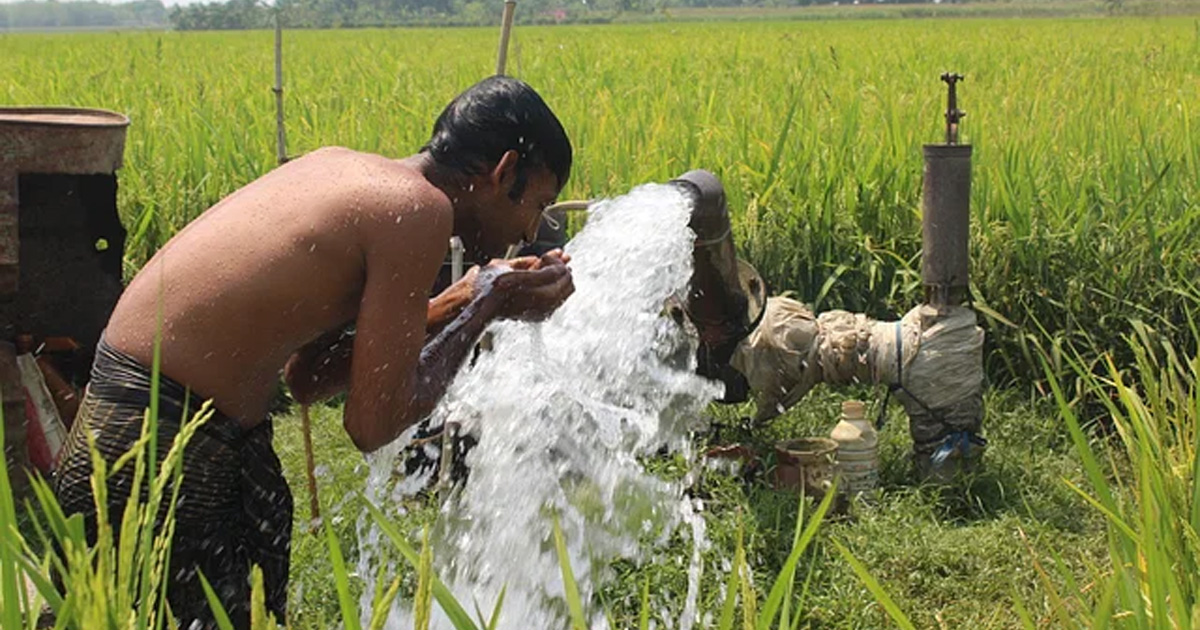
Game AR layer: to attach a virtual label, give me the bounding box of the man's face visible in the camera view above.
[479,165,560,260]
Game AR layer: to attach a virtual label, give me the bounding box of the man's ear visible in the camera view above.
[488,150,520,193]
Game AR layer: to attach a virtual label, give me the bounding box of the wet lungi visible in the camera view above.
[52,337,292,630]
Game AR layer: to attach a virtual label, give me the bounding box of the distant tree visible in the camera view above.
[168,0,269,30]
[1,0,168,29]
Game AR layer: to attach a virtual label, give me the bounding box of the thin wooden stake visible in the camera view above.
[300,404,321,526]
[436,0,517,496]
[495,1,517,76]
[273,8,288,165]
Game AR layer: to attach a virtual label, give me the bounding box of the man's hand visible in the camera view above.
[475,249,574,322]
[506,249,572,271]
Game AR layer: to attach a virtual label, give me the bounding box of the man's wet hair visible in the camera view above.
[422,76,572,201]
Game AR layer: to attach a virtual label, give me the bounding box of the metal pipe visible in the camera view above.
[438,237,465,492]
[914,72,985,481]
[669,170,746,336]
[544,200,592,214]
[922,74,971,309]
[449,236,464,281]
[941,72,965,146]
[668,170,760,402]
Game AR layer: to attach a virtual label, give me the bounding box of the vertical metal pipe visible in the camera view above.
[921,144,972,308]
[912,73,985,482]
[668,170,759,403]
[922,73,971,309]
[449,236,464,282]
[496,1,517,76]
[438,237,465,491]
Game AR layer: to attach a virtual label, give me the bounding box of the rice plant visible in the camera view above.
[1,18,1196,386]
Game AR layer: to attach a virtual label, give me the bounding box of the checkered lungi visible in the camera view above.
[52,336,292,630]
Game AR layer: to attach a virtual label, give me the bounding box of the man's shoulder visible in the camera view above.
[301,148,450,214]
[337,158,451,255]
[364,161,452,221]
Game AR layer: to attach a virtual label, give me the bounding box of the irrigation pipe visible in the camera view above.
[544,200,593,214]
[437,239,466,493]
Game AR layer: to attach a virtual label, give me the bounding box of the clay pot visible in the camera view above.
[771,437,838,499]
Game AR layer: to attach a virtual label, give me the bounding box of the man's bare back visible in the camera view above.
[104,146,452,428]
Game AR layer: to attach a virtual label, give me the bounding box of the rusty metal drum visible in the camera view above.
[0,107,130,382]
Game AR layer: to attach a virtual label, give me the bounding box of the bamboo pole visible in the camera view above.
[495,0,517,76]
[273,2,316,530]
[300,404,321,525]
[273,7,288,165]
[438,0,517,495]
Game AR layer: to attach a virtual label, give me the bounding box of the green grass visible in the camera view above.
[1033,320,1200,628]
[267,333,1195,629]
[268,386,1107,629]
[3,346,1190,629]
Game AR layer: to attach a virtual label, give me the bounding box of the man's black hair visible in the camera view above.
[422,76,572,201]
[422,75,571,201]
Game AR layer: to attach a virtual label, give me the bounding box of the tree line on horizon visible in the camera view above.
[4,0,968,31]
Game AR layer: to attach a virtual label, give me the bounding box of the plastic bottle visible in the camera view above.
[829,400,879,495]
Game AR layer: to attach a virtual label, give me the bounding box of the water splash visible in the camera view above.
[359,182,721,629]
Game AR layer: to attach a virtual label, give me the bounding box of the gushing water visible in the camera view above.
[358,183,721,629]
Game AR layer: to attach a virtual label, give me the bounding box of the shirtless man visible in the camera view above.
[52,75,575,629]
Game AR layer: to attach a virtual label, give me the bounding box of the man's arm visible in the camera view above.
[339,186,454,452]
[426,274,474,339]
[426,252,571,338]
[284,323,355,405]
[284,287,461,406]
[285,251,571,406]
[344,254,572,453]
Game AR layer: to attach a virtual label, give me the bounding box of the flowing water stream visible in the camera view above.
[357,182,722,629]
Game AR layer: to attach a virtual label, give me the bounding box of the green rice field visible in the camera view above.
[3,17,1198,383]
